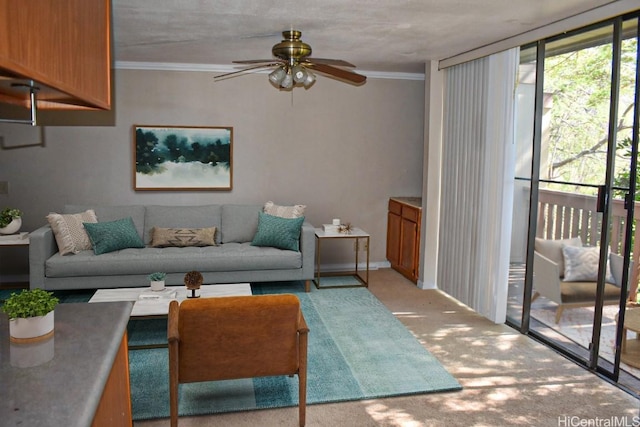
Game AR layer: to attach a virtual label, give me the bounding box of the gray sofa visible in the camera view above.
[29,204,315,291]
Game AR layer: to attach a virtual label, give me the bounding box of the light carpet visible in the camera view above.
[128,281,462,421]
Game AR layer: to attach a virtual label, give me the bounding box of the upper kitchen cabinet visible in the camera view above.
[0,0,111,111]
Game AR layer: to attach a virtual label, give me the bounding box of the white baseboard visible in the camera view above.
[417,279,437,290]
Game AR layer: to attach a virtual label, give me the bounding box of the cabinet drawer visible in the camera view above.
[402,205,420,222]
[389,199,402,215]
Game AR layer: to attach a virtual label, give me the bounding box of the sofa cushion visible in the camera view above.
[560,281,621,304]
[45,243,302,277]
[263,201,306,218]
[251,212,304,251]
[46,209,98,255]
[151,227,217,247]
[144,205,222,244]
[221,205,261,243]
[65,205,146,240]
[84,217,146,255]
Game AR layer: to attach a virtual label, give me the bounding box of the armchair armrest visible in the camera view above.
[610,252,634,290]
[168,300,180,344]
[533,251,563,304]
[28,225,58,289]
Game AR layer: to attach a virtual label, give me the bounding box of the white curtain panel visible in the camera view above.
[438,48,519,323]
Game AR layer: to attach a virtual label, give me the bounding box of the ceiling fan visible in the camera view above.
[214,30,367,89]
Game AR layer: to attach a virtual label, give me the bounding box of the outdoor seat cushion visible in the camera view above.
[560,280,621,304]
[45,243,302,278]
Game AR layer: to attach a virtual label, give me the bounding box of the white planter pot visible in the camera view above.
[150,280,165,291]
[9,311,54,342]
[0,217,21,235]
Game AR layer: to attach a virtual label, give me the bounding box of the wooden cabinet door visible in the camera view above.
[387,199,421,283]
[386,211,401,265]
[400,217,418,277]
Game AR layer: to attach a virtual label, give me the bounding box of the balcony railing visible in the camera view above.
[538,188,640,299]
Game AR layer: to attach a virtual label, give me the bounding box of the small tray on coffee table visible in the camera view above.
[138,288,178,300]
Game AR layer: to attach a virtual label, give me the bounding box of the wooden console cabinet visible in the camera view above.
[0,0,112,110]
[387,197,422,283]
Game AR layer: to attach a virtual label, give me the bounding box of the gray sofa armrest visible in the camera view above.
[29,225,58,289]
[300,221,315,280]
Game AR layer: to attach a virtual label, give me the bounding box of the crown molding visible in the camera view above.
[114,61,425,81]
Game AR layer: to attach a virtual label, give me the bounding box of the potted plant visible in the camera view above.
[2,289,59,342]
[148,272,167,291]
[0,208,22,235]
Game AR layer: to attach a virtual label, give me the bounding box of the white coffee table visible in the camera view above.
[89,283,252,317]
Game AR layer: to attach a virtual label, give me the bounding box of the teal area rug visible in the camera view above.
[128,281,462,421]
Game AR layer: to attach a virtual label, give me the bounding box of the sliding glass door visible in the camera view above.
[507,14,640,392]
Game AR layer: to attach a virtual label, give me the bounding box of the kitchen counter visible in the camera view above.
[0,301,133,427]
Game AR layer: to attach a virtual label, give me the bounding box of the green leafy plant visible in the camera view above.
[148,272,166,281]
[1,289,59,319]
[0,208,22,228]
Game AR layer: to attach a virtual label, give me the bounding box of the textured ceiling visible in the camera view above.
[113,0,621,73]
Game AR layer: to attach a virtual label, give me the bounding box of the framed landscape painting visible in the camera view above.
[133,125,233,191]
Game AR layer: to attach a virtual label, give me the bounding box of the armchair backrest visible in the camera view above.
[169,294,307,384]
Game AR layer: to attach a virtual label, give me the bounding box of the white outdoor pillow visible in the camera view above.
[562,245,615,284]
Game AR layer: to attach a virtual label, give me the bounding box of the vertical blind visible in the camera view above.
[438,49,518,323]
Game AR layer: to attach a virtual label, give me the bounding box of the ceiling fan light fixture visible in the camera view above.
[280,71,293,89]
[303,70,316,88]
[292,64,307,83]
[215,30,366,89]
[268,66,287,85]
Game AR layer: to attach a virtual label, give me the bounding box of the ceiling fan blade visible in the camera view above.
[305,62,366,84]
[307,58,356,67]
[232,59,279,64]
[214,63,279,80]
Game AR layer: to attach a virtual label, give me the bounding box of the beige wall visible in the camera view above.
[0,68,425,281]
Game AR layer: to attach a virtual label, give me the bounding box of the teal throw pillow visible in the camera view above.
[251,212,304,251]
[83,217,145,255]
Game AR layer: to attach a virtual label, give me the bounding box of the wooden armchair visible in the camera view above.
[168,294,309,427]
[532,251,624,323]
